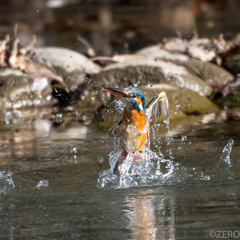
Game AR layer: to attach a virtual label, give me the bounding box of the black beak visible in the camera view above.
[103,87,129,98]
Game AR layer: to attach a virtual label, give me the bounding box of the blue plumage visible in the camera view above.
[125,87,146,112]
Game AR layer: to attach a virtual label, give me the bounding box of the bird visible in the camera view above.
[103,86,169,176]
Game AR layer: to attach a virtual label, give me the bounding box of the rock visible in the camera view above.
[214,85,240,108]
[0,68,57,118]
[136,46,234,85]
[158,37,188,52]
[158,36,213,53]
[188,38,212,47]
[90,59,212,97]
[35,47,101,90]
[74,59,213,120]
[187,59,234,85]
[93,83,218,131]
[222,53,240,76]
[187,45,216,62]
[93,101,123,131]
[201,109,240,123]
[136,46,190,63]
[140,84,218,115]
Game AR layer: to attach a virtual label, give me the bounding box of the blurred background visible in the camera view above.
[1,0,240,55]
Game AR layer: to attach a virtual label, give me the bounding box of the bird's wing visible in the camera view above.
[145,91,169,118]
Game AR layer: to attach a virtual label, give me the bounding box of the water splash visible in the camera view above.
[219,139,234,167]
[0,171,15,194]
[181,135,187,141]
[98,156,104,163]
[36,180,49,189]
[97,148,176,189]
[114,99,125,113]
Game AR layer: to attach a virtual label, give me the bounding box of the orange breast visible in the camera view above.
[120,106,148,153]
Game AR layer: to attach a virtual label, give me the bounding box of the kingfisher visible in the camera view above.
[103,86,169,175]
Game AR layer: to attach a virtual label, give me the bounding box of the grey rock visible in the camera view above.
[35,47,101,90]
[136,46,189,63]
[187,59,234,85]
[0,68,56,115]
[91,59,212,96]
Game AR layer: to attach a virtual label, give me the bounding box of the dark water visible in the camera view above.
[0,119,240,239]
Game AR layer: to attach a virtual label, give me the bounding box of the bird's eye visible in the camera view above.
[132,93,137,98]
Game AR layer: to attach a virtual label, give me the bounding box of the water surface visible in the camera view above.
[0,119,240,239]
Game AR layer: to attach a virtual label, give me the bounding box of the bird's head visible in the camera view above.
[103,86,145,112]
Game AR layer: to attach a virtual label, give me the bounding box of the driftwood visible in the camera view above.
[157,33,239,65]
[0,35,69,93]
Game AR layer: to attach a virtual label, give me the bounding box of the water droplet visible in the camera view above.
[36,180,48,188]
[181,136,187,141]
[176,104,180,109]
[164,119,169,124]
[219,138,234,166]
[36,10,39,13]
[98,157,104,163]
[198,55,201,58]
[115,100,125,113]
[188,62,191,66]
[70,147,77,154]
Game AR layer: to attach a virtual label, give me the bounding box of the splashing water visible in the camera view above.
[114,100,125,113]
[0,171,15,194]
[97,115,178,189]
[97,148,175,189]
[97,96,217,189]
[98,156,104,163]
[181,135,187,141]
[219,138,234,167]
[36,180,49,189]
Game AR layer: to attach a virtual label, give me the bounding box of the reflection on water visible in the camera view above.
[126,189,158,240]
[0,120,240,238]
[125,189,175,240]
